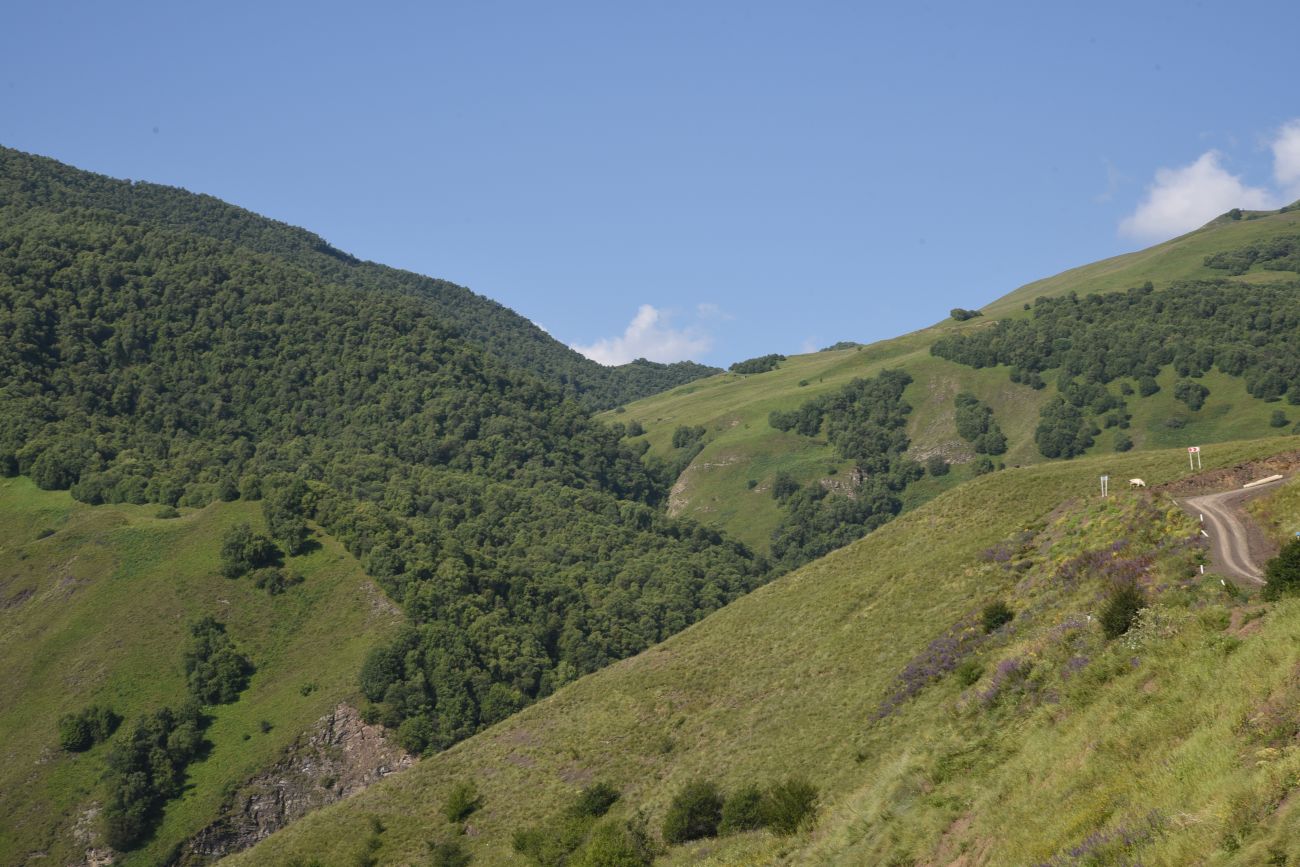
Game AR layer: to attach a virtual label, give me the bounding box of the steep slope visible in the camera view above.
[0,477,400,866]
[0,145,719,409]
[613,205,1300,555]
[228,436,1300,866]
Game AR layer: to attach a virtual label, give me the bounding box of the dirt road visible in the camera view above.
[1182,477,1284,587]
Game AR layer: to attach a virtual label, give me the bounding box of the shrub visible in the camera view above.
[670,425,706,449]
[512,815,591,866]
[1114,433,1134,453]
[971,456,995,476]
[1101,583,1145,638]
[662,780,723,844]
[570,817,655,867]
[444,780,481,823]
[1138,376,1160,397]
[761,778,818,835]
[251,566,303,595]
[570,782,620,819]
[184,617,253,705]
[155,505,180,519]
[954,658,984,687]
[729,354,785,374]
[1263,538,1300,600]
[101,704,206,850]
[719,784,765,835]
[625,419,644,437]
[981,600,1014,633]
[925,455,950,477]
[57,704,121,752]
[771,471,801,501]
[219,522,281,578]
[1270,409,1290,428]
[950,308,983,321]
[428,839,472,867]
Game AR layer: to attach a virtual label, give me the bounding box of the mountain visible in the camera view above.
[0,148,752,863]
[615,203,1300,555]
[227,435,1300,866]
[0,146,720,410]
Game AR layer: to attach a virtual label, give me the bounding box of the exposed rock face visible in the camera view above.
[175,704,412,865]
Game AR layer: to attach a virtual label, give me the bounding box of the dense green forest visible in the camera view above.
[767,369,921,569]
[931,280,1300,457]
[0,151,763,759]
[0,146,718,410]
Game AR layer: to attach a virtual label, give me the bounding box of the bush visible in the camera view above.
[251,566,303,595]
[761,778,818,835]
[101,704,206,850]
[512,815,591,866]
[670,425,706,449]
[1100,583,1145,638]
[428,839,472,867]
[1138,376,1160,397]
[1114,433,1134,453]
[219,523,281,578]
[771,471,800,501]
[729,354,785,374]
[569,782,620,819]
[925,455,949,477]
[1263,539,1300,601]
[444,780,481,823]
[57,704,121,752]
[662,780,723,844]
[184,617,253,705]
[1270,409,1290,428]
[950,308,983,321]
[971,456,995,476]
[155,505,180,519]
[981,600,1014,633]
[954,658,984,687]
[719,784,765,835]
[570,817,655,867]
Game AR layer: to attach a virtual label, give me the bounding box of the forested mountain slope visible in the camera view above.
[613,203,1300,556]
[231,437,1300,866]
[0,146,718,409]
[0,148,758,861]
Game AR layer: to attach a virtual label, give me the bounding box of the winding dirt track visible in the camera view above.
[1182,478,1284,587]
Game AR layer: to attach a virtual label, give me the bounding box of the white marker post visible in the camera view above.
[1100,474,1109,498]
[1188,445,1202,470]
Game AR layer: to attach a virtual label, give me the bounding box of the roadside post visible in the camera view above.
[1188,445,1201,470]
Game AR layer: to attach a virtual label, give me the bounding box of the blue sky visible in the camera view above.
[3,1,1299,367]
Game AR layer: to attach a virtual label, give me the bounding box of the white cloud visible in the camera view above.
[572,304,712,366]
[1119,151,1277,241]
[1274,120,1300,200]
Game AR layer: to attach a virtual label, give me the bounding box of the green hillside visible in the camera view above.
[228,437,1300,865]
[611,205,1300,555]
[0,476,399,866]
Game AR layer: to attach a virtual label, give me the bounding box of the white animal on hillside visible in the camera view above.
[1129,478,1146,488]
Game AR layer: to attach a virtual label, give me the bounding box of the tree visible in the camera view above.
[219,523,280,578]
[1270,409,1289,428]
[1100,583,1144,638]
[925,455,950,477]
[1114,433,1134,452]
[1173,379,1209,411]
[1263,538,1300,600]
[262,477,311,555]
[444,781,481,823]
[184,617,253,705]
[662,780,723,844]
[760,778,818,835]
[771,472,801,501]
[57,705,121,752]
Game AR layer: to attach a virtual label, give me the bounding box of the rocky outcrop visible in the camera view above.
[174,704,412,865]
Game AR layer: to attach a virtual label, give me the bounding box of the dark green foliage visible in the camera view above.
[1035,397,1095,459]
[955,658,984,687]
[1100,583,1145,639]
[953,392,1007,455]
[219,523,281,579]
[1263,539,1300,601]
[0,149,764,755]
[719,784,765,835]
[662,780,723,844]
[569,782,621,819]
[729,353,786,374]
[101,703,206,851]
[760,778,819,835]
[183,617,253,705]
[671,425,706,449]
[1270,409,1290,428]
[625,419,644,437]
[155,505,180,519]
[1173,379,1210,411]
[443,781,481,823]
[428,839,472,867]
[949,308,983,321]
[820,341,861,351]
[1114,433,1134,452]
[1204,235,1300,276]
[769,370,919,569]
[926,454,950,477]
[251,566,303,595]
[512,815,592,867]
[932,280,1300,454]
[771,471,801,501]
[971,456,996,476]
[57,704,121,752]
[981,600,1014,633]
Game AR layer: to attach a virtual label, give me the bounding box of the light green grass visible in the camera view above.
[226,437,1300,866]
[0,478,400,866]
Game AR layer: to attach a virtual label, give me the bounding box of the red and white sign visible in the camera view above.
[1188,446,1200,453]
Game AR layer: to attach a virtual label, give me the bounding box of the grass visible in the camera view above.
[0,477,400,866]
[227,436,1300,866]
[606,205,1300,553]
